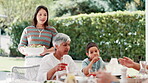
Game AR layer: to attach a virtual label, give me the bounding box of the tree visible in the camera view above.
[51,0,145,17]
[0,0,54,24]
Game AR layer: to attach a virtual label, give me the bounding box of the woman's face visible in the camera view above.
[36,8,47,25]
[56,41,71,56]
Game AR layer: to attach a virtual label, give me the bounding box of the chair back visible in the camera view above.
[11,65,40,81]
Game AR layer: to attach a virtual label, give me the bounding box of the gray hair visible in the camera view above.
[52,33,71,48]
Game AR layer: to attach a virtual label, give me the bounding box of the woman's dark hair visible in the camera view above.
[33,5,48,28]
[86,42,99,53]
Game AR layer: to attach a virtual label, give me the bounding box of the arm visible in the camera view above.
[118,57,140,71]
[18,28,28,55]
[82,57,100,76]
[40,47,55,56]
[82,61,94,76]
[132,63,140,71]
[18,46,27,55]
[47,67,57,80]
[47,63,67,80]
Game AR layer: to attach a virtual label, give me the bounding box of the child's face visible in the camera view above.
[87,47,100,59]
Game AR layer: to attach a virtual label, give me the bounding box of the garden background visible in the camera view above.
[0,0,146,72]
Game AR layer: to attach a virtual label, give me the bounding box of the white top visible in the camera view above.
[37,53,78,82]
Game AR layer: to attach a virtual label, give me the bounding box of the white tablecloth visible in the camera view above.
[0,80,41,83]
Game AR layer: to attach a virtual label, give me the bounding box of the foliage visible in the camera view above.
[0,48,7,56]
[0,0,53,24]
[51,0,145,17]
[9,21,30,57]
[0,17,7,35]
[50,11,145,62]
[9,11,145,62]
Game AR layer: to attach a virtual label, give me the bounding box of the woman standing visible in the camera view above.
[18,5,58,66]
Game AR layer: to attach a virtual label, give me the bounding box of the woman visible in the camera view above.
[37,33,78,81]
[18,5,58,66]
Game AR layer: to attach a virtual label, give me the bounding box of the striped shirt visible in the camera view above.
[18,26,58,49]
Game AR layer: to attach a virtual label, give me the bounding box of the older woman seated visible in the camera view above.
[37,33,78,82]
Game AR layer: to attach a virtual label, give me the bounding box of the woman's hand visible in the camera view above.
[118,57,135,68]
[40,47,55,56]
[54,63,68,71]
[18,47,28,56]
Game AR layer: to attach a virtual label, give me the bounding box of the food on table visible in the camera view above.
[25,44,45,48]
[127,75,136,78]
[64,73,77,83]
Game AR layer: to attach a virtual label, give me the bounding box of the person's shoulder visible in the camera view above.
[42,53,53,60]
[99,57,104,61]
[82,58,89,62]
[64,55,72,58]
[46,26,56,29]
[46,26,57,31]
[98,57,105,64]
[25,26,35,29]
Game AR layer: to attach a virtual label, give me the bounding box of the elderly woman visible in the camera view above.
[37,33,78,82]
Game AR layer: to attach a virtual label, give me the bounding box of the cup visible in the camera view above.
[108,58,120,75]
[139,61,147,74]
[109,58,118,65]
[56,58,68,81]
[89,68,97,77]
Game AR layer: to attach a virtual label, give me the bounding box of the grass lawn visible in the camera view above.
[0,56,24,72]
[0,56,82,72]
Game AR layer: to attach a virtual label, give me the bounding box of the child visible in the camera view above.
[82,42,106,76]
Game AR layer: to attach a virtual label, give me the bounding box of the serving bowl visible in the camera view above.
[24,47,44,56]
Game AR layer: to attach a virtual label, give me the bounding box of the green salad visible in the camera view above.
[25,44,45,48]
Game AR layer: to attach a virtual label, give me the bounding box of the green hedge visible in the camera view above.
[9,11,145,62]
[9,21,30,57]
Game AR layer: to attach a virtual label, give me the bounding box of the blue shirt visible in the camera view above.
[82,57,106,72]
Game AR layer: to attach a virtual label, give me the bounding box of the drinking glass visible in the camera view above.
[56,57,68,81]
[109,58,118,65]
[89,68,97,77]
[139,61,147,74]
